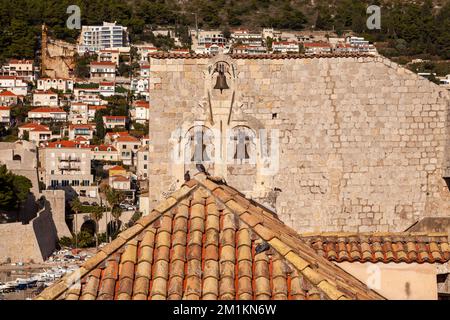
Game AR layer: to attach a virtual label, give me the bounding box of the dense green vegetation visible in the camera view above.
[0,165,32,212]
[0,0,448,62]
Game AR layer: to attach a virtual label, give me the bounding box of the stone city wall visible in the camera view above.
[149,54,450,233]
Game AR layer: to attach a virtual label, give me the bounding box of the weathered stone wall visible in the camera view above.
[0,210,58,263]
[149,54,450,233]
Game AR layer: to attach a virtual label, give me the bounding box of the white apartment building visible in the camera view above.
[42,140,96,198]
[131,100,150,123]
[28,107,67,123]
[99,82,115,97]
[103,115,127,129]
[272,41,299,53]
[0,106,11,125]
[0,76,28,96]
[37,78,74,93]
[78,22,129,53]
[231,29,263,46]
[90,62,117,81]
[32,90,59,107]
[304,42,332,55]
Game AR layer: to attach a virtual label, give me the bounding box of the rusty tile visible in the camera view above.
[167,276,183,297]
[221,229,235,247]
[204,244,219,261]
[238,276,252,295]
[171,245,186,263]
[155,246,170,262]
[169,260,185,278]
[119,261,135,280]
[205,214,220,231]
[205,229,219,246]
[190,203,204,219]
[255,277,270,297]
[219,277,235,299]
[190,217,205,233]
[237,245,252,262]
[220,261,235,279]
[172,230,187,247]
[202,277,219,297]
[189,230,203,246]
[185,276,201,296]
[203,260,219,279]
[220,246,236,263]
[133,276,149,296]
[151,277,168,297]
[173,216,188,233]
[155,231,171,248]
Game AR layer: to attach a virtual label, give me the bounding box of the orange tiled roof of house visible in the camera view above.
[36,174,385,300]
[92,144,117,152]
[46,140,90,149]
[0,90,17,96]
[33,90,57,95]
[116,135,139,143]
[301,232,450,264]
[103,115,127,120]
[133,100,149,108]
[29,107,65,113]
[69,124,95,130]
[19,123,50,131]
[0,106,10,110]
[111,175,130,182]
[109,165,125,171]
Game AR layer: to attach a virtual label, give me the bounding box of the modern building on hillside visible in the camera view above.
[28,107,67,123]
[32,90,59,107]
[37,78,74,93]
[78,22,129,53]
[0,76,28,96]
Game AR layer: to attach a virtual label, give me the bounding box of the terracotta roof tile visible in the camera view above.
[37,175,390,301]
[301,233,450,264]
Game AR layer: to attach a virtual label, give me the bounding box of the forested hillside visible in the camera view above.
[0,0,448,62]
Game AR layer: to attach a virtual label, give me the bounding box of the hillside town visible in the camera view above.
[0,11,450,303]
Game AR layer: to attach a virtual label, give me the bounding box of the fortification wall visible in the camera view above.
[149,54,450,233]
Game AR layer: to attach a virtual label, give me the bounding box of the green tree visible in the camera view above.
[90,206,104,249]
[0,165,32,212]
[70,197,82,249]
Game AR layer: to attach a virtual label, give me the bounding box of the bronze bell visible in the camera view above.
[213,64,229,93]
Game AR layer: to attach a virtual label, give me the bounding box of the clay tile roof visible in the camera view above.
[0,106,10,110]
[112,175,130,182]
[109,165,125,171]
[0,90,17,96]
[29,107,65,113]
[116,135,139,143]
[92,144,117,152]
[300,232,450,264]
[46,140,90,149]
[19,123,50,131]
[33,90,57,95]
[36,176,387,301]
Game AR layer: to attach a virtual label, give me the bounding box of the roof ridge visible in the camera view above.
[35,181,199,300]
[300,232,449,238]
[196,177,385,300]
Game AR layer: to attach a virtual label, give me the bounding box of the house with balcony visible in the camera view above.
[69,102,89,124]
[0,76,28,96]
[103,115,127,129]
[32,90,59,107]
[98,49,120,65]
[231,29,263,46]
[41,140,96,198]
[68,124,95,140]
[0,59,35,82]
[136,145,149,180]
[131,78,149,100]
[104,131,130,144]
[99,82,115,97]
[18,123,54,146]
[90,61,117,82]
[0,90,19,106]
[28,107,67,123]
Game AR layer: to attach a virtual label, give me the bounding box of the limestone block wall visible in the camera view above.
[149,54,450,233]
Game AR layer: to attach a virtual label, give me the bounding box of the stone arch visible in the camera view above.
[80,220,96,236]
[13,154,22,161]
[183,125,215,165]
[228,125,257,164]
